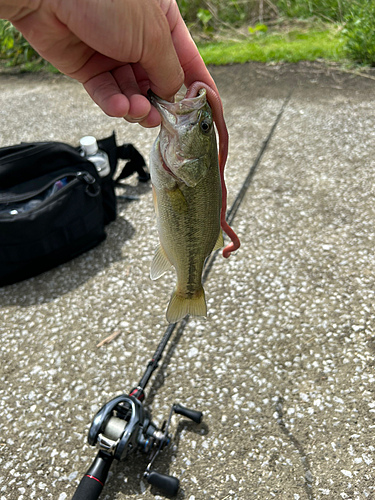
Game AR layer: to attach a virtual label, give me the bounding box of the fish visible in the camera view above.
[149,82,240,323]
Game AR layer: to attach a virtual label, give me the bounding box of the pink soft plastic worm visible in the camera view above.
[185,82,240,258]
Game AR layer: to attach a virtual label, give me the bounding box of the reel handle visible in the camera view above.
[72,451,113,500]
[174,403,203,424]
[146,470,179,496]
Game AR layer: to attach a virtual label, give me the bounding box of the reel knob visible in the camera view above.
[142,402,202,497]
[173,403,203,424]
[145,470,179,496]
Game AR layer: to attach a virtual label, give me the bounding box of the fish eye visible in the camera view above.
[200,120,211,134]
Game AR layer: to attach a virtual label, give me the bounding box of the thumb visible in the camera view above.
[138,1,184,100]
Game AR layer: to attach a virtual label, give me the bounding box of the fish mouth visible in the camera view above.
[148,88,207,132]
[149,88,209,186]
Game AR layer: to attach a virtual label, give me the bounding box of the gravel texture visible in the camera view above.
[0,62,374,500]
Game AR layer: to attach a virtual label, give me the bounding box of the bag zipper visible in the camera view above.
[0,170,99,218]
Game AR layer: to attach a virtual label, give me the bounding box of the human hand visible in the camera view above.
[2,0,218,128]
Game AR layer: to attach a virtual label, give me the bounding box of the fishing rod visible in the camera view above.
[71,93,290,500]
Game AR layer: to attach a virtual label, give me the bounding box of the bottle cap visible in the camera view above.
[80,136,98,156]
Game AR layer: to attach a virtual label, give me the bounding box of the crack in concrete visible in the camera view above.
[276,396,314,500]
[226,92,292,227]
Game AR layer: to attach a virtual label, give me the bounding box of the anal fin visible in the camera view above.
[150,244,172,280]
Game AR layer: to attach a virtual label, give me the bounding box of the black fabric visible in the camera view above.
[115,143,150,183]
[0,132,148,286]
[97,133,150,224]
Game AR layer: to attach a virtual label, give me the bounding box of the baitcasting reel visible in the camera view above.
[72,389,202,499]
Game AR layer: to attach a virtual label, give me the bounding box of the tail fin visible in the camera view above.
[166,287,207,323]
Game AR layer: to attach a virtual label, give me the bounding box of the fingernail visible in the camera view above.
[125,114,148,124]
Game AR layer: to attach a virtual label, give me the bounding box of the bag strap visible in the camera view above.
[97,132,150,184]
[115,143,150,183]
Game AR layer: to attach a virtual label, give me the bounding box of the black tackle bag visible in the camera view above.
[0,132,149,287]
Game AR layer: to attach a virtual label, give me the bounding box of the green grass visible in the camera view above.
[0,58,60,73]
[0,25,347,72]
[198,29,344,65]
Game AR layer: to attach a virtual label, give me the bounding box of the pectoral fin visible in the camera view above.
[167,186,188,214]
[212,230,224,252]
[150,244,172,280]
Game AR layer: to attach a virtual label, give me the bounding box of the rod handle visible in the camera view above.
[71,474,104,500]
[146,470,179,496]
[174,403,203,423]
[71,452,113,500]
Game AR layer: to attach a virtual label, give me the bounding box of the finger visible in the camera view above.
[125,106,161,128]
[112,65,151,120]
[112,64,161,127]
[135,2,184,100]
[160,0,218,93]
[131,63,152,96]
[172,22,218,92]
[131,63,167,125]
[83,72,130,117]
[68,52,124,83]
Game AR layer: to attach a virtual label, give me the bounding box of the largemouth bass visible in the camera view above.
[149,83,240,323]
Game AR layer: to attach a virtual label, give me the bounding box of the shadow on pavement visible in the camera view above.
[0,215,135,308]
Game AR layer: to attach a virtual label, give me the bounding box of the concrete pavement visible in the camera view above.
[0,62,374,500]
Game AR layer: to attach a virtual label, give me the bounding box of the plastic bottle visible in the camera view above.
[80,136,111,178]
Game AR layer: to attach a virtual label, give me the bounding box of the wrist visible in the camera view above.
[0,0,41,21]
